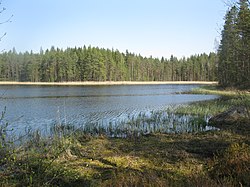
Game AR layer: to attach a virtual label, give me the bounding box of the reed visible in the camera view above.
[49,110,214,138]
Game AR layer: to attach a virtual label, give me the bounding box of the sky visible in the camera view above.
[0,0,228,59]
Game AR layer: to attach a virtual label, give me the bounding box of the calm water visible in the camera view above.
[0,84,217,135]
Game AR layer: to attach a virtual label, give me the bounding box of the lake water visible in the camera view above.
[0,84,217,136]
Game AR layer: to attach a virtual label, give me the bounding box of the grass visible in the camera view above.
[75,111,212,138]
[0,81,218,86]
[1,130,249,186]
[177,85,250,115]
[190,85,250,96]
[176,96,247,116]
[0,85,249,186]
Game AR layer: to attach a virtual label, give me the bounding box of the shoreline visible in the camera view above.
[0,81,218,86]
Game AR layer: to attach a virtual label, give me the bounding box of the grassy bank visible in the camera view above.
[178,85,250,116]
[190,85,250,95]
[1,130,249,186]
[0,86,249,186]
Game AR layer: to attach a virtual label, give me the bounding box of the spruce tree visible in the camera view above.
[237,0,250,87]
[218,0,250,88]
[218,6,239,87]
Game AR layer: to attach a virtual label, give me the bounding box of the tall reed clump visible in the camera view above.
[0,122,80,186]
[77,110,211,138]
[0,107,17,185]
[12,128,85,187]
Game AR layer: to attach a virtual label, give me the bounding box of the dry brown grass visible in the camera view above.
[0,81,218,86]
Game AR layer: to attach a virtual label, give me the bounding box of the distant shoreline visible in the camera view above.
[0,81,218,86]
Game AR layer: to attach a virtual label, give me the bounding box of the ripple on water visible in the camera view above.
[0,85,218,136]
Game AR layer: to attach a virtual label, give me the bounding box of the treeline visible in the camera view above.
[0,46,218,82]
[218,0,250,88]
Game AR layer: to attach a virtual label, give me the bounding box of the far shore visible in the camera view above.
[0,81,218,86]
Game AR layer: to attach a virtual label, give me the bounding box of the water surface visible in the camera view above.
[0,84,217,135]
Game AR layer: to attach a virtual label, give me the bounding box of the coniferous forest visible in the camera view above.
[0,0,249,88]
[218,0,250,88]
[0,47,218,83]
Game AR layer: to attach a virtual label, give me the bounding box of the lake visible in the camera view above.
[0,84,217,136]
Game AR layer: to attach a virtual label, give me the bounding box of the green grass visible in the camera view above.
[1,130,249,186]
[177,85,250,116]
[176,96,249,116]
[0,85,250,186]
[191,85,250,96]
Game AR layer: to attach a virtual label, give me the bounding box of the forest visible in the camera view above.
[0,1,249,90]
[218,0,250,88]
[0,47,218,83]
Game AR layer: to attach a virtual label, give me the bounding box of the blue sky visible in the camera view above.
[1,0,227,58]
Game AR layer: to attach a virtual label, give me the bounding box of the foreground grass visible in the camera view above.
[1,130,249,187]
[0,85,249,186]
